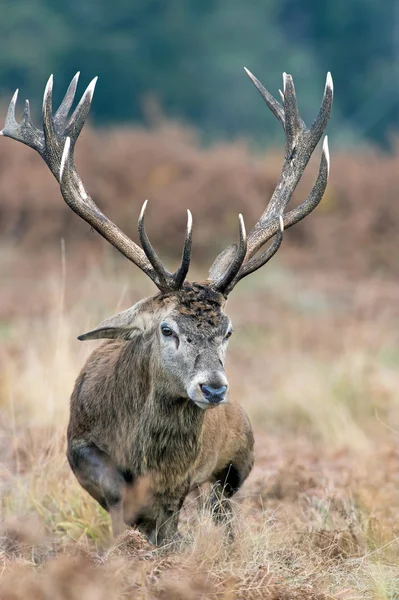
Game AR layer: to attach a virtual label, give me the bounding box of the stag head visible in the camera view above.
[1,69,333,407]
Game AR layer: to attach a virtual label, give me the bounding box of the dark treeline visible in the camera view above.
[0,1,398,146]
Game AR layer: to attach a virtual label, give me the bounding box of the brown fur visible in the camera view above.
[67,282,254,545]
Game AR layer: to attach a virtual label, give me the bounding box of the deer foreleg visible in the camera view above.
[67,441,128,536]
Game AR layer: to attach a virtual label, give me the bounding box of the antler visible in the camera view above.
[210,70,333,295]
[1,74,192,293]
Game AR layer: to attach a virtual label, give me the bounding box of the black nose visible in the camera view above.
[200,384,227,404]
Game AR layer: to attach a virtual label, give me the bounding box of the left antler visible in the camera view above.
[1,74,192,294]
[210,70,333,295]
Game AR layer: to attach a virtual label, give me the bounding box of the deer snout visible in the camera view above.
[187,371,229,408]
[200,384,227,404]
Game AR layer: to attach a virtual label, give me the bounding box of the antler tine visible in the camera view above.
[1,89,45,153]
[65,76,98,147]
[213,215,247,294]
[5,89,19,129]
[173,209,193,289]
[282,135,330,230]
[42,75,58,158]
[244,67,285,127]
[209,70,333,294]
[224,216,284,294]
[54,71,80,132]
[309,72,333,145]
[138,200,170,287]
[281,73,305,150]
[138,201,193,291]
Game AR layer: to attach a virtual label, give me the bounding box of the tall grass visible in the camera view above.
[1,121,399,597]
[1,248,399,597]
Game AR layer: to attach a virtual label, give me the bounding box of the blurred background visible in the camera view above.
[1,0,399,280]
[1,3,399,598]
[0,0,398,145]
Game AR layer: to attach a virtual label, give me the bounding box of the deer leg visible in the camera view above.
[134,486,189,547]
[110,505,127,537]
[67,442,129,536]
[154,497,185,547]
[209,482,234,529]
[210,462,250,536]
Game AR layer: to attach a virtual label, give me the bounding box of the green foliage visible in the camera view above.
[0,1,397,145]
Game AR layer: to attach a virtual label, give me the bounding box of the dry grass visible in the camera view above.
[1,123,399,598]
[1,245,399,599]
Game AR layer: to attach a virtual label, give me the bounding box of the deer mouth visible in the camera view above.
[192,398,228,410]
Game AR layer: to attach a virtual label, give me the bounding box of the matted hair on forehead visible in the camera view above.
[172,282,226,327]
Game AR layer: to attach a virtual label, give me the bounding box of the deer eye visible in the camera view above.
[225,329,233,340]
[161,324,173,337]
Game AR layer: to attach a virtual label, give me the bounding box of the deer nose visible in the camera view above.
[200,384,227,404]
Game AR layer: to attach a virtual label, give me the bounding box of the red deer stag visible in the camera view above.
[1,68,332,545]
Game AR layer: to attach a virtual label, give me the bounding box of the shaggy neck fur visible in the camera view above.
[110,328,206,478]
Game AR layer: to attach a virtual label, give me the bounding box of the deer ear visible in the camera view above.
[78,300,154,341]
[78,325,141,341]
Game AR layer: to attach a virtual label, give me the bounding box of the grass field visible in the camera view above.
[1,241,399,598]
[1,116,399,599]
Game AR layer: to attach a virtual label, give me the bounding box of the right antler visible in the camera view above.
[1,74,192,293]
[209,70,333,295]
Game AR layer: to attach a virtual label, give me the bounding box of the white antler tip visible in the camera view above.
[326,72,333,93]
[279,215,285,232]
[278,89,284,102]
[238,213,246,237]
[282,72,289,93]
[186,209,193,230]
[244,67,256,81]
[7,89,19,118]
[87,76,98,98]
[323,136,330,175]
[60,137,71,180]
[70,72,80,87]
[139,199,148,221]
[43,75,53,111]
[46,74,54,91]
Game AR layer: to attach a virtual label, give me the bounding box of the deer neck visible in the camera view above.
[123,336,206,473]
[120,336,206,428]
